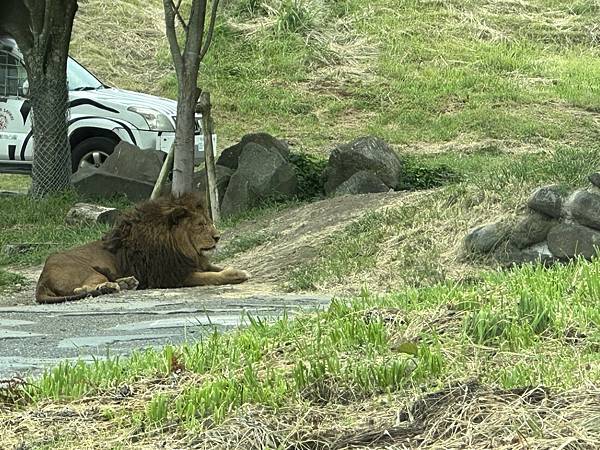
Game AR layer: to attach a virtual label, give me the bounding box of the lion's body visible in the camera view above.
[35,193,250,304]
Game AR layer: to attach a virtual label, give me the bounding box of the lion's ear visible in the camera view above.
[102,219,131,252]
[168,206,189,225]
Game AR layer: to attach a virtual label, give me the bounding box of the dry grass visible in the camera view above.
[3,380,600,449]
[70,0,170,95]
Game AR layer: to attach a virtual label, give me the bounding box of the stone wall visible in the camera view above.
[463,172,600,266]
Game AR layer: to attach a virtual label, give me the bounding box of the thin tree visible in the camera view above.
[163,0,220,197]
[0,0,78,197]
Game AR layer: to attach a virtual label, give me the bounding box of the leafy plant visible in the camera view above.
[288,152,327,200]
[398,158,461,190]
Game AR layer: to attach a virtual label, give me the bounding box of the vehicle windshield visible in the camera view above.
[67,57,104,91]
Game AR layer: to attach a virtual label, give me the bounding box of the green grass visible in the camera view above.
[0,268,25,293]
[0,175,30,192]
[2,258,600,447]
[0,191,131,267]
[60,0,600,153]
[2,2,600,444]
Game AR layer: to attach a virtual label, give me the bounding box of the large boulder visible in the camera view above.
[526,185,563,218]
[589,172,600,188]
[547,223,600,260]
[564,190,600,230]
[221,143,297,217]
[508,212,556,249]
[324,136,402,195]
[195,165,234,205]
[463,221,510,255]
[71,142,165,201]
[217,133,290,170]
[333,170,389,196]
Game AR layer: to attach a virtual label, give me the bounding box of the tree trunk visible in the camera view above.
[9,0,79,197]
[26,58,72,197]
[171,76,197,196]
[162,0,220,197]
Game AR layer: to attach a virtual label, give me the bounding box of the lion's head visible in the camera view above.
[102,192,220,288]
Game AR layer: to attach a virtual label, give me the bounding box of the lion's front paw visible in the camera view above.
[74,281,121,296]
[222,267,251,284]
[116,276,139,291]
[96,281,121,294]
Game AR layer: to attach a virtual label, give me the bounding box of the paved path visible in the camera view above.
[0,288,329,378]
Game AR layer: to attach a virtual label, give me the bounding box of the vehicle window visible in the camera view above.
[67,57,104,91]
[0,51,27,97]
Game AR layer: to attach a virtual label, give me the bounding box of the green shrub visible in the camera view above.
[288,152,328,200]
[398,157,461,190]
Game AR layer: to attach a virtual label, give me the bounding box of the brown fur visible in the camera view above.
[35,193,250,304]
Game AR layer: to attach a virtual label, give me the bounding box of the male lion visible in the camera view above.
[35,193,250,304]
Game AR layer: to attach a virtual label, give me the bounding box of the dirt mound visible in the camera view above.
[218,191,421,285]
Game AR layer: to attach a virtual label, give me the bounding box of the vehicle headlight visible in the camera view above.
[127,106,174,132]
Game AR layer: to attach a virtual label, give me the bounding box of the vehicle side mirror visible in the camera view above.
[19,79,29,97]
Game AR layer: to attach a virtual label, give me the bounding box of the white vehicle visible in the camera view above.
[0,36,209,174]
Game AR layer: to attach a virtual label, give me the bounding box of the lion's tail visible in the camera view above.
[35,284,104,304]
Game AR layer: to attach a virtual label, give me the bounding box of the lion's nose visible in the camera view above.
[213,234,220,243]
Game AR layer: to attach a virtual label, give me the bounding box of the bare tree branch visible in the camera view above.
[172,0,188,32]
[163,0,183,77]
[199,0,220,60]
[186,0,207,64]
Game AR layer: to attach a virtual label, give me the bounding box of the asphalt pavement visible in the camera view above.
[0,287,330,378]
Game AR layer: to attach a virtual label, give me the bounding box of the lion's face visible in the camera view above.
[166,194,221,261]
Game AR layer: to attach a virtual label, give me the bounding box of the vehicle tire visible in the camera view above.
[71,136,118,173]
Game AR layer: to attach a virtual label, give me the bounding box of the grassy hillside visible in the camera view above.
[71,0,600,153]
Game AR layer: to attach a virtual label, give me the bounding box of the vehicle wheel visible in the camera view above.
[71,137,118,173]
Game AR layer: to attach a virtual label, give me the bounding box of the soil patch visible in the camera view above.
[217,191,424,285]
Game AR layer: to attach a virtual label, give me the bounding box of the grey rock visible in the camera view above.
[508,212,556,249]
[217,133,290,170]
[72,169,156,202]
[333,170,390,196]
[221,143,297,217]
[589,172,600,188]
[195,165,234,205]
[565,190,600,230]
[527,185,563,218]
[324,136,403,195]
[493,242,557,267]
[99,141,166,184]
[72,142,166,201]
[65,203,120,226]
[547,223,600,260]
[221,174,252,218]
[464,222,510,254]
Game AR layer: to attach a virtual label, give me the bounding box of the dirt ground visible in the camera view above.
[217,190,425,283]
[4,191,423,306]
